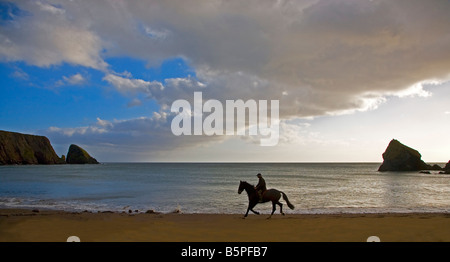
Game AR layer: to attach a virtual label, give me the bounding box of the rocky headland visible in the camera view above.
[0,130,65,165]
[0,130,98,165]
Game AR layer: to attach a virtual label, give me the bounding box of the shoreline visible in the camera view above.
[1,208,449,242]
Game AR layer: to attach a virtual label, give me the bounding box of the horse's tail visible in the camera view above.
[281,192,295,210]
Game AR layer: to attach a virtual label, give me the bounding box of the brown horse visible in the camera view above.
[238,181,294,219]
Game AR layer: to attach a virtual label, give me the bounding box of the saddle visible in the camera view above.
[257,190,266,203]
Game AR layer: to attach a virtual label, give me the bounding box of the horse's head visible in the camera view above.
[238,181,245,194]
[238,181,254,194]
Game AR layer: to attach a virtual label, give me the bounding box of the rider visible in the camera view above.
[255,173,267,202]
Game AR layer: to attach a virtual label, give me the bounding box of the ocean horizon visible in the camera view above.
[1,162,448,215]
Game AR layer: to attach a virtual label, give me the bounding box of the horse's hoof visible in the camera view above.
[267,216,271,219]
[282,213,285,216]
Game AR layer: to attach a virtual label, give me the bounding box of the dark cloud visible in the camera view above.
[3,0,450,158]
[3,0,450,115]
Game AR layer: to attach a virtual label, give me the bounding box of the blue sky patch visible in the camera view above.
[0,56,196,133]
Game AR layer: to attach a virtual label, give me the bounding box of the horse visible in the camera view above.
[238,181,294,219]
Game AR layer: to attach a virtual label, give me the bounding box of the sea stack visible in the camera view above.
[0,130,65,165]
[443,161,450,174]
[66,144,99,164]
[378,139,438,172]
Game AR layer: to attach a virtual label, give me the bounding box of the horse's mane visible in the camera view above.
[241,181,254,187]
[240,181,256,193]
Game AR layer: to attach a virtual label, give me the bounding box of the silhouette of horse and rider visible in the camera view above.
[238,173,294,219]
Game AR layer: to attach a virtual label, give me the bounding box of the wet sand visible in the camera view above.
[0,209,449,242]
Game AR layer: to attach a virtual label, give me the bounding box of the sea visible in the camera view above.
[0,163,449,214]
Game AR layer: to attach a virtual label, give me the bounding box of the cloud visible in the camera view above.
[35,1,65,15]
[4,0,450,159]
[44,113,226,161]
[10,67,29,80]
[0,1,107,70]
[55,73,86,87]
[4,0,450,118]
[102,71,208,110]
[63,73,85,85]
[98,0,450,118]
[102,73,164,96]
[48,125,107,137]
[127,98,142,108]
[140,23,171,40]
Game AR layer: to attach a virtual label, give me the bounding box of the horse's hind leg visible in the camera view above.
[277,201,284,215]
[268,202,276,219]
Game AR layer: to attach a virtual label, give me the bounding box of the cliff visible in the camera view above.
[66,144,99,164]
[378,139,440,172]
[0,130,65,165]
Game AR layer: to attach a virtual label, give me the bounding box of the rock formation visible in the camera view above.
[66,144,99,164]
[0,130,99,165]
[0,130,65,165]
[378,139,440,172]
[443,161,450,174]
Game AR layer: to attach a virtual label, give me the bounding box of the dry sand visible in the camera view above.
[0,209,449,242]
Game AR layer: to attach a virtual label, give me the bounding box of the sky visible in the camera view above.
[0,0,449,162]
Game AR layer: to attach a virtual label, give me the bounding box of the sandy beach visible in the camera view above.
[0,209,448,242]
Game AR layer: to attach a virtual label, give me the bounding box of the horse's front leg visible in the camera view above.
[250,208,260,215]
[244,201,259,218]
[268,202,276,219]
[243,206,250,218]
